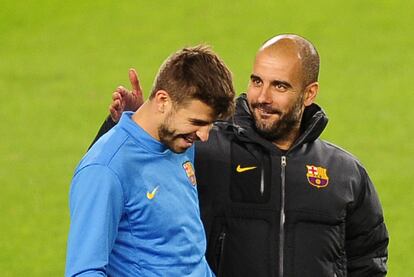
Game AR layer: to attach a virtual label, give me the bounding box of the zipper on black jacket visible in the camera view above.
[217,231,226,277]
[260,167,265,195]
[279,156,287,277]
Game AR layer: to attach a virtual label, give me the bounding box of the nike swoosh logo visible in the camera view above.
[146,186,159,200]
[236,165,257,173]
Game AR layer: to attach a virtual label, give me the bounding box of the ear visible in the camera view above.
[153,90,172,113]
[303,82,319,106]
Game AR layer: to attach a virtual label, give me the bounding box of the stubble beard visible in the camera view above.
[158,113,183,153]
[158,112,196,154]
[251,94,304,142]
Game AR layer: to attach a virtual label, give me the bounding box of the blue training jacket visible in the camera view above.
[65,112,214,277]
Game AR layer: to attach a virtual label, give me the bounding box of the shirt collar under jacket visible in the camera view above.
[118,111,170,154]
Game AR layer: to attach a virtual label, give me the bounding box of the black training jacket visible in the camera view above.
[195,94,388,277]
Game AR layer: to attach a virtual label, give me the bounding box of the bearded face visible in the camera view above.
[249,91,304,141]
[158,113,199,154]
[157,99,214,153]
[246,47,308,145]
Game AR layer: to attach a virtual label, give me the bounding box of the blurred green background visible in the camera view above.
[0,0,412,275]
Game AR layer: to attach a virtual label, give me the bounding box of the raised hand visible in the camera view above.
[109,68,144,122]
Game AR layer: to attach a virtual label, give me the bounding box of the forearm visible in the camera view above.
[89,115,117,149]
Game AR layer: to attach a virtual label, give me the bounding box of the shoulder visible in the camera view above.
[78,127,131,170]
[196,121,235,154]
[315,139,369,178]
[70,164,124,207]
[321,140,363,164]
[209,120,241,143]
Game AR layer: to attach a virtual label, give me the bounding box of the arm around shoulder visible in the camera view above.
[89,116,118,150]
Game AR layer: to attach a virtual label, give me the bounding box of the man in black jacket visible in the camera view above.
[92,34,388,276]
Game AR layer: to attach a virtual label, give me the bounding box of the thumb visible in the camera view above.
[129,68,142,93]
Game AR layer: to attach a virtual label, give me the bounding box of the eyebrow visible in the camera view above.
[250,74,293,89]
[250,74,261,81]
[271,80,292,89]
[189,118,212,126]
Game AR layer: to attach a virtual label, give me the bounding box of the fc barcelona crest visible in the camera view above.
[183,161,197,186]
[306,165,329,188]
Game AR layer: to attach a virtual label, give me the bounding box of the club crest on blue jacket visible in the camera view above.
[183,161,197,186]
[306,165,329,188]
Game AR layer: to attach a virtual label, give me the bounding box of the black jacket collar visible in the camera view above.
[229,93,329,152]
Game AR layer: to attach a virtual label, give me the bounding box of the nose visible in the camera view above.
[196,124,212,142]
[257,85,272,104]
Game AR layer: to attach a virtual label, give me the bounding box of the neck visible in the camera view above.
[272,126,301,151]
[132,101,161,141]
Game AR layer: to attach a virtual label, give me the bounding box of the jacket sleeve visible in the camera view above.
[65,165,124,277]
[89,116,117,150]
[346,167,389,276]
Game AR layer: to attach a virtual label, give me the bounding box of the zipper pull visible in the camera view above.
[217,231,226,276]
[260,167,265,195]
[281,156,286,166]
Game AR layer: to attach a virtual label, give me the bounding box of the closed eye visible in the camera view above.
[189,118,212,126]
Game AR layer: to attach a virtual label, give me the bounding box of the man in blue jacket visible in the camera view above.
[65,45,235,276]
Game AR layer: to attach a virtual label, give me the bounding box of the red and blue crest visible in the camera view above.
[183,161,197,186]
[306,165,329,188]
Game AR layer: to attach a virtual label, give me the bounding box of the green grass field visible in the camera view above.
[1,0,413,275]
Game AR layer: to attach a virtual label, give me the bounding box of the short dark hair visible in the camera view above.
[298,39,320,87]
[150,45,235,119]
[261,34,320,88]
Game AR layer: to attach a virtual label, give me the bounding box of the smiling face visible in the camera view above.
[247,45,306,142]
[158,99,214,153]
